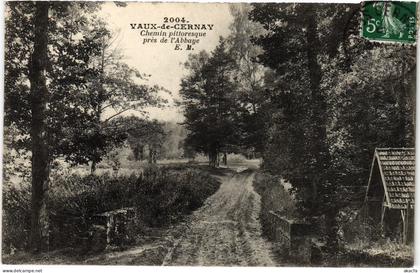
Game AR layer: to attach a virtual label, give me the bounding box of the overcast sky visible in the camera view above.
[99,2,234,122]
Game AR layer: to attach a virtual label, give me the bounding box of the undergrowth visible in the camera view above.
[3,165,220,253]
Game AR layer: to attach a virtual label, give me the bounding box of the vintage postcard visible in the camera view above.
[1,1,416,269]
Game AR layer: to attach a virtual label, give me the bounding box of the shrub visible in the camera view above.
[134,166,219,226]
[2,180,31,253]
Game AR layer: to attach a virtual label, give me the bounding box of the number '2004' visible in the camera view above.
[164,17,187,23]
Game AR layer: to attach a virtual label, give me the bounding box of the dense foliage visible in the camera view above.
[249,3,415,249]
[179,3,415,251]
[4,2,167,250]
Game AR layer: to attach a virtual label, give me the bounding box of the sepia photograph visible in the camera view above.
[1,1,416,268]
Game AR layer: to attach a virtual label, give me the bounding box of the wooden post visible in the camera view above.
[363,200,367,240]
[401,210,406,244]
[380,195,386,232]
[405,200,410,244]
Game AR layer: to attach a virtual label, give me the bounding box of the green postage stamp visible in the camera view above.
[362,1,417,43]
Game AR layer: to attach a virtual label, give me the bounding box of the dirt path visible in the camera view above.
[80,166,275,266]
[162,170,275,266]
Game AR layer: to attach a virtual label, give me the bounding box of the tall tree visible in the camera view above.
[5,8,106,250]
[5,2,103,164]
[227,4,267,154]
[180,39,240,167]
[28,1,50,252]
[4,2,167,250]
[250,3,359,250]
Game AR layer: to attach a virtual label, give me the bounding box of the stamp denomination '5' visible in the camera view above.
[362,1,416,44]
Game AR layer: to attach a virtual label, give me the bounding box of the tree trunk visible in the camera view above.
[148,147,153,164]
[133,146,139,161]
[222,152,227,165]
[305,10,338,251]
[153,150,157,164]
[139,145,144,160]
[208,152,213,167]
[305,11,330,170]
[90,160,97,174]
[306,11,327,207]
[28,1,50,253]
[325,207,340,251]
[149,146,157,164]
[208,150,218,168]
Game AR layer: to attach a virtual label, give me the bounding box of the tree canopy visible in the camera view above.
[5,2,167,168]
